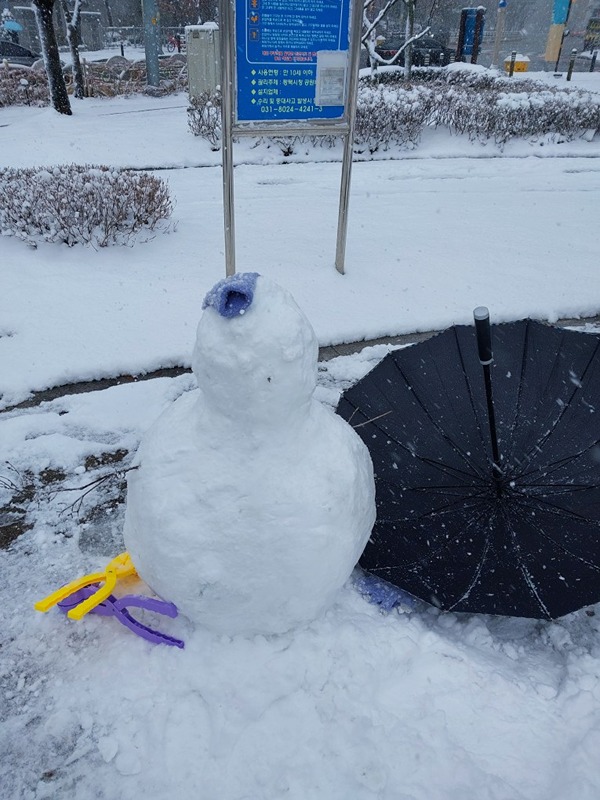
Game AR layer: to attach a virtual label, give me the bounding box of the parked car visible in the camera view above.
[375,34,453,67]
[0,40,42,67]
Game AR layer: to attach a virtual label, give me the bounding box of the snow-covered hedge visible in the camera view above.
[0,165,173,247]
[79,55,187,98]
[0,56,187,106]
[0,63,49,107]
[188,65,600,150]
[358,66,600,147]
[355,83,435,149]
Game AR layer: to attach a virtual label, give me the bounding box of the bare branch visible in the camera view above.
[353,410,393,429]
[361,0,402,43]
[71,0,82,30]
[56,465,138,517]
[363,26,432,68]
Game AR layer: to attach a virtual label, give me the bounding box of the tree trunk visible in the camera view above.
[198,0,217,23]
[33,0,72,115]
[103,0,114,28]
[405,0,416,80]
[60,0,85,99]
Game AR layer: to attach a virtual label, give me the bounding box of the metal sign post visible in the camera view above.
[490,0,507,70]
[218,0,363,276]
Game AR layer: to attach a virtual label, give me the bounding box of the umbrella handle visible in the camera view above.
[474,306,493,364]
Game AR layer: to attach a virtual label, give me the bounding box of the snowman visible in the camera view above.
[123,273,376,635]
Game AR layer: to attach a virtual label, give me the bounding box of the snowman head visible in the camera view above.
[193,274,318,424]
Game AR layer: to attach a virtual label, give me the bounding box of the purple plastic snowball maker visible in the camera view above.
[58,585,185,648]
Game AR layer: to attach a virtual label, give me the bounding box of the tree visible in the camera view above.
[60,0,85,99]
[32,0,72,115]
[362,0,430,78]
[197,0,217,23]
[158,0,214,26]
[103,0,114,28]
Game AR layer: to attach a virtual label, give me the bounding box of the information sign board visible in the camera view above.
[235,0,351,123]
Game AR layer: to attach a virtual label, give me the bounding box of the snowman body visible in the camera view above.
[123,274,376,635]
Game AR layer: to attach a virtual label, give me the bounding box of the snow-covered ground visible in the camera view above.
[2,77,600,800]
[4,342,600,800]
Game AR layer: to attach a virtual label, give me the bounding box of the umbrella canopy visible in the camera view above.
[337,314,600,620]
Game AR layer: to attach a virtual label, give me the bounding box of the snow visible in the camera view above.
[2,73,600,799]
[1,87,600,409]
[124,274,375,634]
[3,357,600,799]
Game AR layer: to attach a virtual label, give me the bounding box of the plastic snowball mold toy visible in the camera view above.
[35,552,136,620]
[35,551,184,648]
[57,585,184,649]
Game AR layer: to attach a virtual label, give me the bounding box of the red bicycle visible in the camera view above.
[165,34,184,54]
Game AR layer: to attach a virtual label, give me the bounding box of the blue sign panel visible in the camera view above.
[552,0,571,25]
[460,7,485,57]
[462,9,476,56]
[235,0,350,123]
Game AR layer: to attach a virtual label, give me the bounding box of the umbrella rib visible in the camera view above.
[448,525,492,611]
[512,492,600,528]
[375,476,489,495]
[377,492,490,525]
[516,437,600,484]
[342,398,486,484]
[517,481,599,494]
[514,335,600,478]
[418,456,488,483]
[504,319,531,459]
[409,484,491,493]
[502,507,553,619]
[509,324,567,474]
[342,399,430,464]
[375,503,492,573]
[448,504,551,616]
[391,353,488,480]
[509,496,600,574]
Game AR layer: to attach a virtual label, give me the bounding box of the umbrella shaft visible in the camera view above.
[482,364,502,478]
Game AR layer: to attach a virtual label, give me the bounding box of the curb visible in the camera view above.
[3,315,600,415]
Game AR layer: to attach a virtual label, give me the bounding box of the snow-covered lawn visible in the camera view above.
[2,78,600,800]
[1,84,600,409]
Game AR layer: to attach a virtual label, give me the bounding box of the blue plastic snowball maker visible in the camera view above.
[202,272,260,318]
[353,570,416,612]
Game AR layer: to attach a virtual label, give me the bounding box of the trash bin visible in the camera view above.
[504,54,530,73]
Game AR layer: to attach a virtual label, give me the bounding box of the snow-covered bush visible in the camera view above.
[0,63,49,107]
[355,83,434,151]
[364,68,600,146]
[0,165,173,247]
[188,65,600,150]
[187,90,221,149]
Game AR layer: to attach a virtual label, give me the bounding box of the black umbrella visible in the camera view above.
[337,310,600,620]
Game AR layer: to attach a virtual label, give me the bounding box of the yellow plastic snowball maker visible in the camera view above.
[34,552,136,620]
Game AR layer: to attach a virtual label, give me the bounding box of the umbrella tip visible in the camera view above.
[473,306,489,321]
